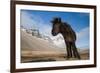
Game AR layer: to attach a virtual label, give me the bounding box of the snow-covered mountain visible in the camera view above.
[49,34,66,49]
[21,28,66,52]
[21,28,66,50]
[21,28,89,51]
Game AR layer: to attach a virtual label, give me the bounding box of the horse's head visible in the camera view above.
[51,17,62,36]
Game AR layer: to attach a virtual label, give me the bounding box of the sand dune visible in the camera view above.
[21,29,65,52]
[21,29,89,63]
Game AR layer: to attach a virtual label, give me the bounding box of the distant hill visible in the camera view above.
[21,29,65,52]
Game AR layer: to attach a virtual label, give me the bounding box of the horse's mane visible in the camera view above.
[60,22,73,32]
[60,22,76,40]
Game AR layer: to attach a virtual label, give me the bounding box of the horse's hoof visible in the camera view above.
[67,56,70,58]
[66,58,70,60]
[77,56,81,60]
[78,57,81,60]
[66,56,72,60]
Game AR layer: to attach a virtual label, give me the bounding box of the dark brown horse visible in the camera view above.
[51,17,81,59]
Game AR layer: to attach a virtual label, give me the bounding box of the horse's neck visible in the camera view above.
[60,22,76,41]
[60,23,70,32]
[60,22,72,37]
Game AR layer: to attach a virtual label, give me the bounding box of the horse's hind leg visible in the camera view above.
[72,43,81,59]
[66,43,70,58]
[69,42,72,57]
[66,42,72,59]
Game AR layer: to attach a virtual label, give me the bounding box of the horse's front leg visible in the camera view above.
[65,42,72,59]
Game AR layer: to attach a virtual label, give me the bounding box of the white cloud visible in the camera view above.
[21,10,52,36]
[76,27,89,40]
[76,27,89,49]
[21,11,38,29]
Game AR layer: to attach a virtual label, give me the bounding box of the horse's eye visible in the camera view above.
[53,24,55,25]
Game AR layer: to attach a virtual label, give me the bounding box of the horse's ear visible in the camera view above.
[58,18,61,23]
[51,17,62,23]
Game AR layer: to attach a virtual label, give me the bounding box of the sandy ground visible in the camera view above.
[21,50,89,63]
[21,29,89,63]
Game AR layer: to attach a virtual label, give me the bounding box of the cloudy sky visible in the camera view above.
[20,9,90,49]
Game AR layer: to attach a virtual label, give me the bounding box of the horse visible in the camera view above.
[51,17,81,59]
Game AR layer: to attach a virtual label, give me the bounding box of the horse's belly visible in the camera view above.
[65,36,76,42]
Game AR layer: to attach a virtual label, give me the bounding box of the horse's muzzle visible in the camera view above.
[52,32,57,36]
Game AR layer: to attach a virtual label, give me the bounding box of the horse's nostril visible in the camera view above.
[52,32,54,35]
[52,32,56,36]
